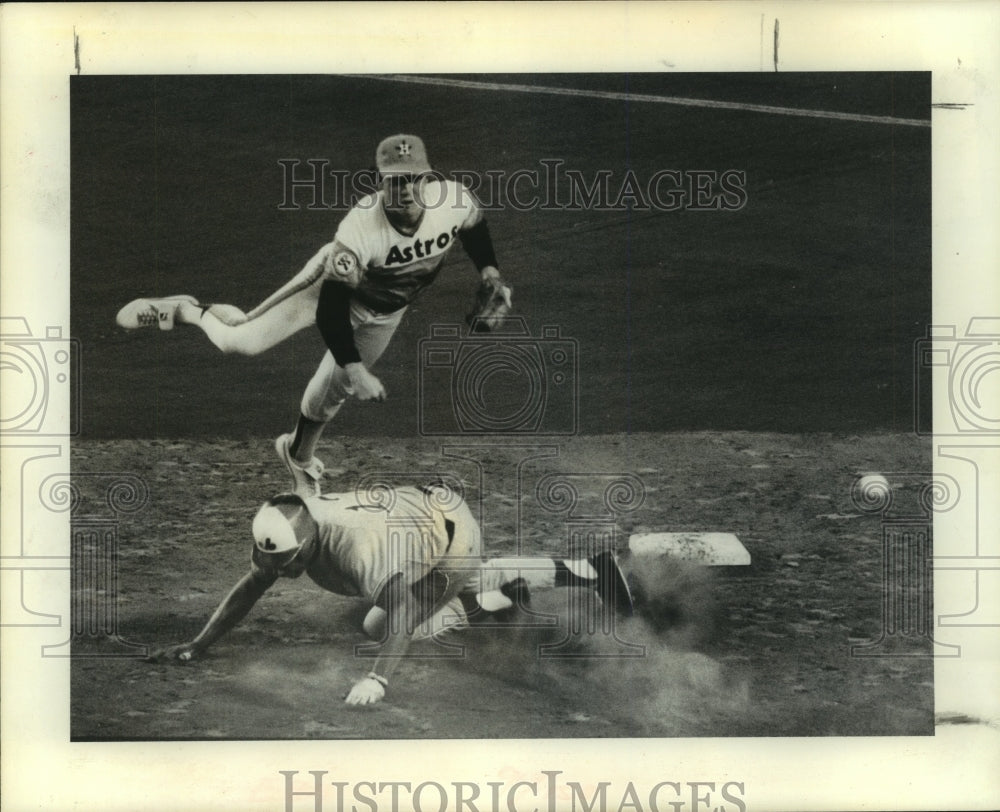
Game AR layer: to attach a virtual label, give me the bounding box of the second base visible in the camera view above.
[628,532,751,566]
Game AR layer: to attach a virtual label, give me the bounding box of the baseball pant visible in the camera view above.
[192,246,327,355]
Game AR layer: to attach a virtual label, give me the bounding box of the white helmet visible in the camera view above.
[252,497,306,554]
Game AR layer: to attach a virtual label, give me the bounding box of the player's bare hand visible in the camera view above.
[144,643,200,665]
[344,676,386,705]
[345,363,387,402]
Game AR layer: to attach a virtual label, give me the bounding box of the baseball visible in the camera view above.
[857,473,890,492]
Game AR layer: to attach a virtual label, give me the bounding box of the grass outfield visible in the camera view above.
[72,73,930,439]
[71,431,932,739]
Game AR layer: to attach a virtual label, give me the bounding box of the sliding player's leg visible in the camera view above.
[473,551,634,617]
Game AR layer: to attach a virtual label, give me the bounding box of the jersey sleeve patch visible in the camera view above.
[332,249,358,278]
[323,243,362,287]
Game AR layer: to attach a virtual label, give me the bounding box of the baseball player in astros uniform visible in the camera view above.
[116,135,511,496]
[146,484,634,705]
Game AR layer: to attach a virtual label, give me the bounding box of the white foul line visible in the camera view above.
[348,74,932,128]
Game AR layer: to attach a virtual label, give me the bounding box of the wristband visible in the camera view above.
[366,672,388,688]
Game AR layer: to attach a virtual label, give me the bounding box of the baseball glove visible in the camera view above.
[466,276,513,333]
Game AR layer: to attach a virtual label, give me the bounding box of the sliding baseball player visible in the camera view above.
[145,483,634,705]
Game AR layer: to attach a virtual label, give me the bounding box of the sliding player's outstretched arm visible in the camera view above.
[146,568,278,663]
[344,573,429,705]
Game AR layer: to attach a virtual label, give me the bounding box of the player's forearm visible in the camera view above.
[316,280,362,366]
[368,625,411,682]
[458,219,499,272]
[344,583,421,704]
[190,572,272,651]
[368,586,424,682]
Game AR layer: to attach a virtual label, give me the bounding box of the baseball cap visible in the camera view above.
[376,134,432,177]
[252,501,302,554]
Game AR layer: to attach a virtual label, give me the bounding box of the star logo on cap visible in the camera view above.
[397,141,412,156]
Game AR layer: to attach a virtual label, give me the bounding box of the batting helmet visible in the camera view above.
[252,494,309,555]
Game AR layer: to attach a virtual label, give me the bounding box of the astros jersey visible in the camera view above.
[252,487,480,601]
[327,180,482,313]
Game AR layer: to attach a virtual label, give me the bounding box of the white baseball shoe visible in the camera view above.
[275,433,326,498]
[116,295,199,331]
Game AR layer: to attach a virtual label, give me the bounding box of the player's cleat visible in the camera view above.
[115,295,199,331]
[487,576,532,624]
[590,550,635,617]
[500,576,532,609]
[275,433,326,498]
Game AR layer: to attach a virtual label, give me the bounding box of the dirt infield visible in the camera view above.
[71,430,932,739]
